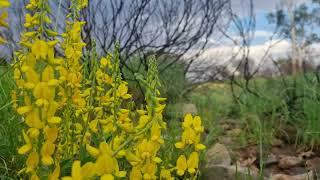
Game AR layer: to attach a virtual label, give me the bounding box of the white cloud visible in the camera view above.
[231,0,310,13]
[254,30,273,38]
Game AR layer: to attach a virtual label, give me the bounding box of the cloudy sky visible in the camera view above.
[193,0,320,71]
[232,0,310,45]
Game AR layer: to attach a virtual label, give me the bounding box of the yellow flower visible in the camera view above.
[137,140,159,161]
[69,21,84,41]
[24,13,39,28]
[17,106,32,115]
[27,128,40,139]
[0,0,10,8]
[100,57,110,67]
[26,151,39,173]
[95,154,115,176]
[130,167,142,180]
[101,174,114,180]
[125,151,141,166]
[88,142,126,177]
[118,83,131,99]
[186,152,199,174]
[31,174,40,180]
[86,144,100,158]
[0,36,6,44]
[42,65,55,82]
[182,113,193,128]
[48,164,60,180]
[48,117,62,124]
[0,11,8,27]
[44,126,58,143]
[18,131,32,154]
[25,68,39,84]
[78,0,88,8]
[89,119,98,133]
[193,116,204,133]
[195,143,206,151]
[26,0,38,9]
[33,82,55,102]
[62,161,82,180]
[160,169,173,180]
[31,40,48,59]
[41,141,55,165]
[142,162,157,179]
[175,152,199,176]
[176,155,187,176]
[25,108,44,129]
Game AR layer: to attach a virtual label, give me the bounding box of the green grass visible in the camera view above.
[0,65,23,178]
[185,73,320,149]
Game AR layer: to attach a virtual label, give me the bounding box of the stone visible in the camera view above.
[270,171,313,180]
[203,165,260,180]
[306,157,320,171]
[206,143,231,167]
[264,153,278,166]
[270,138,284,147]
[226,128,242,136]
[278,156,302,169]
[182,103,198,115]
[218,137,233,145]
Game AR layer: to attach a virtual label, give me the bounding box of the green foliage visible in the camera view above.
[267,1,320,44]
[0,66,23,178]
[122,55,190,104]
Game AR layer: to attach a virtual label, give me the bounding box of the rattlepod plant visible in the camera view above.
[11,0,206,179]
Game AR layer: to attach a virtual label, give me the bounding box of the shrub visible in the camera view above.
[11,0,206,179]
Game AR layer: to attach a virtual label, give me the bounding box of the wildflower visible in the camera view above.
[26,151,39,173]
[176,155,187,176]
[0,0,10,7]
[41,141,55,165]
[31,40,49,60]
[26,0,38,9]
[24,13,39,28]
[175,113,206,151]
[62,161,82,180]
[130,167,142,180]
[18,131,32,155]
[160,169,174,180]
[0,11,8,27]
[17,106,32,115]
[25,108,44,129]
[48,164,60,180]
[175,152,199,176]
[186,152,199,174]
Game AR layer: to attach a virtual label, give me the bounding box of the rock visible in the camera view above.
[182,103,198,115]
[221,123,232,130]
[265,153,278,166]
[306,157,320,171]
[206,143,231,167]
[226,128,242,136]
[270,171,313,180]
[218,137,233,145]
[271,138,284,147]
[299,151,314,159]
[278,156,302,169]
[203,165,260,180]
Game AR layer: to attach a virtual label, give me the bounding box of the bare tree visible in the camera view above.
[284,0,301,74]
[5,0,231,81]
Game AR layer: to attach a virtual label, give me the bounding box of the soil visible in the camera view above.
[211,119,320,178]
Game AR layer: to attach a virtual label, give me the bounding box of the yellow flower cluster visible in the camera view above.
[175,114,206,177]
[12,0,206,179]
[13,0,62,179]
[0,0,10,44]
[56,11,87,159]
